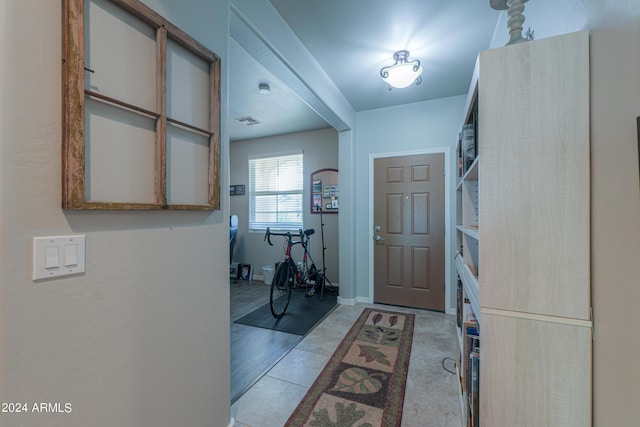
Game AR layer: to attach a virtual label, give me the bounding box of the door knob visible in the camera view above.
[375,235,385,242]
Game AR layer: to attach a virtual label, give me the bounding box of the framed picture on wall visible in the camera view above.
[230,185,245,196]
[313,194,322,209]
[311,168,338,214]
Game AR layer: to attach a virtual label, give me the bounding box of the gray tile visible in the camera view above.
[266,348,331,387]
[402,376,462,427]
[294,322,350,356]
[231,375,308,427]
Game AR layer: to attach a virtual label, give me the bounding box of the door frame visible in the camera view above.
[368,147,453,314]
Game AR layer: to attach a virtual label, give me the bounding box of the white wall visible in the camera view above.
[0,1,231,426]
[229,128,339,284]
[354,95,466,310]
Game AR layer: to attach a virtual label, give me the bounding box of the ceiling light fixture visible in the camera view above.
[380,50,423,89]
[258,83,271,95]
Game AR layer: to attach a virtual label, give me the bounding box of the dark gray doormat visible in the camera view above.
[234,289,338,335]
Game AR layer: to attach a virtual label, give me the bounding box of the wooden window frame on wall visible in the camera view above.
[62,0,221,210]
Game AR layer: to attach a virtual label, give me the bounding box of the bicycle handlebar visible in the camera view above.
[264,228,273,246]
[263,227,315,246]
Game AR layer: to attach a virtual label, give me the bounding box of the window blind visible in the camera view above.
[249,153,303,230]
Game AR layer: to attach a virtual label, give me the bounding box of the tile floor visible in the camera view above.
[231,302,462,427]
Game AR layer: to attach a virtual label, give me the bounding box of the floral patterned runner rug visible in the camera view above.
[285,308,415,427]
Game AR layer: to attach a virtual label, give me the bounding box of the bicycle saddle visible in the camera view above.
[304,228,315,236]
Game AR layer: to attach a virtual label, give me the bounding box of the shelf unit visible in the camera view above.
[456,32,592,427]
[455,59,480,427]
[477,31,592,427]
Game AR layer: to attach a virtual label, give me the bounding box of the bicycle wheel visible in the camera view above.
[270,261,293,318]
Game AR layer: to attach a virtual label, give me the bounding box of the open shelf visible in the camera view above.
[461,156,479,182]
[456,254,480,320]
[457,225,479,241]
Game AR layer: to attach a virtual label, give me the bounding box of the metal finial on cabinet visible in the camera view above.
[490,0,530,45]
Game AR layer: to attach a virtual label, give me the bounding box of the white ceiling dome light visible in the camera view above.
[380,50,423,89]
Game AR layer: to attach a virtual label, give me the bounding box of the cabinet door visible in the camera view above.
[479,31,590,320]
[480,313,591,427]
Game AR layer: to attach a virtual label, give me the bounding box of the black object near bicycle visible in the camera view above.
[264,208,336,318]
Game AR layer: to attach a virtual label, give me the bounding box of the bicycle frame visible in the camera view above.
[265,228,317,285]
[264,227,319,318]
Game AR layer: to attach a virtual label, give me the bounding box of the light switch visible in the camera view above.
[45,246,59,269]
[33,235,86,280]
[64,244,78,267]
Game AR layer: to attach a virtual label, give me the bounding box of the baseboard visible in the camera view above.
[337,295,371,306]
[337,296,356,305]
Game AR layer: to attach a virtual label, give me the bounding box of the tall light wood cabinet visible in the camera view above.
[478,31,592,426]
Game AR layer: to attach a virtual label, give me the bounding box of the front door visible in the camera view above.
[373,153,445,311]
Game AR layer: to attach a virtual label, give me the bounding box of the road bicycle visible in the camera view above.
[264,227,320,319]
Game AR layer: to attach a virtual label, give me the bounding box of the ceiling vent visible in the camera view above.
[235,116,262,126]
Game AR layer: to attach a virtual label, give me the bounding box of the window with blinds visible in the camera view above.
[249,153,303,231]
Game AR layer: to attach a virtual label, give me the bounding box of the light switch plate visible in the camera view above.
[33,235,86,280]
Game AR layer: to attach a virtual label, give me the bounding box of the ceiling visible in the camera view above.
[229,0,501,141]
